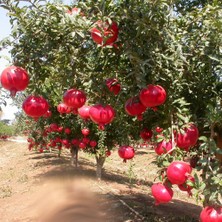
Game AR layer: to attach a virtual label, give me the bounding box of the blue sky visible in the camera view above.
[0,0,72,120]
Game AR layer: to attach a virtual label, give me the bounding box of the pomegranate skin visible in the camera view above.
[166,161,192,185]
[139,84,166,108]
[151,183,173,205]
[176,124,199,150]
[89,104,115,129]
[200,206,222,222]
[1,65,29,96]
[118,145,135,160]
[155,140,173,155]
[63,89,86,109]
[22,95,49,119]
[91,21,119,46]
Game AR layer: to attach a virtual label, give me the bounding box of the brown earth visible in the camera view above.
[0,140,202,222]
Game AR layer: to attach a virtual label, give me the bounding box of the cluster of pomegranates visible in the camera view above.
[125,85,167,120]
[151,161,194,205]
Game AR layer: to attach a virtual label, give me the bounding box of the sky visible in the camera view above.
[0,0,72,120]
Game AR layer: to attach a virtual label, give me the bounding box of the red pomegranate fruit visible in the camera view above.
[118,145,135,162]
[178,175,195,196]
[57,103,72,114]
[155,140,173,155]
[139,84,166,108]
[151,183,174,205]
[140,128,153,141]
[79,142,87,149]
[71,139,79,146]
[91,20,119,46]
[43,110,52,118]
[78,105,91,120]
[22,96,49,119]
[64,128,71,134]
[156,127,163,133]
[89,104,115,130]
[105,78,121,95]
[166,161,192,185]
[89,140,97,147]
[125,96,146,120]
[1,65,29,96]
[81,128,90,136]
[200,206,222,222]
[176,124,199,150]
[63,89,86,109]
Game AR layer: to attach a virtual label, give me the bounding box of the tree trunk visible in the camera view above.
[96,155,106,180]
[70,146,78,167]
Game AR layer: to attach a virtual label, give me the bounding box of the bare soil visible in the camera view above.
[0,140,202,222]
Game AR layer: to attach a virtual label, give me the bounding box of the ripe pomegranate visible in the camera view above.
[156,127,163,133]
[57,126,63,133]
[63,89,86,108]
[0,65,29,96]
[50,123,59,132]
[22,95,49,119]
[178,175,195,196]
[105,78,121,95]
[43,110,52,118]
[57,103,72,114]
[54,137,61,143]
[166,161,192,185]
[176,124,199,150]
[71,139,79,146]
[81,128,90,136]
[91,20,118,46]
[200,206,222,222]
[118,145,135,162]
[89,104,115,130]
[139,84,167,108]
[89,140,97,147]
[64,127,71,134]
[155,140,173,155]
[125,96,146,120]
[62,139,69,146]
[79,142,87,149]
[151,183,174,205]
[82,137,90,145]
[106,150,111,157]
[140,128,153,141]
[78,105,91,120]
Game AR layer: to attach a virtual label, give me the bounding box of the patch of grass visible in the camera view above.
[18,174,28,183]
[0,185,12,198]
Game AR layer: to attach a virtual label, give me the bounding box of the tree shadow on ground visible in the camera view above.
[28,152,201,222]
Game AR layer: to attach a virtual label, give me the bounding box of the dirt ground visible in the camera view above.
[0,140,202,222]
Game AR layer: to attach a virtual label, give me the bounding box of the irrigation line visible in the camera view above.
[97,183,146,221]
